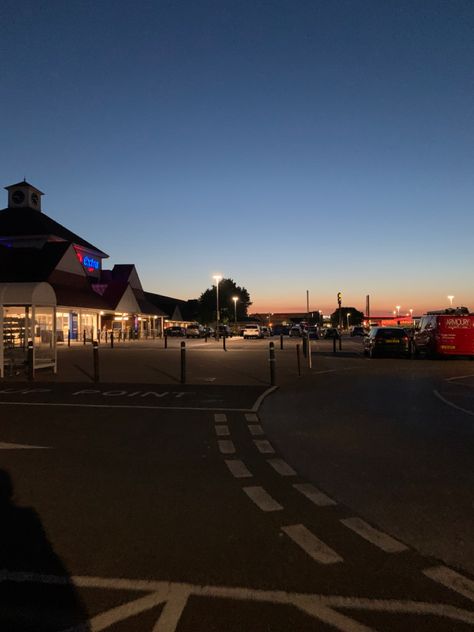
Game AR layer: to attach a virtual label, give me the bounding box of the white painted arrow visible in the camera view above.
[0,442,51,450]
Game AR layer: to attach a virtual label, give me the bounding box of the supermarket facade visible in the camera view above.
[0,180,194,372]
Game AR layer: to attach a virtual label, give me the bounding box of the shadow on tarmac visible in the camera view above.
[0,469,91,631]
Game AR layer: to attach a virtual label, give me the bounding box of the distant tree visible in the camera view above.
[197,278,252,324]
[330,307,364,329]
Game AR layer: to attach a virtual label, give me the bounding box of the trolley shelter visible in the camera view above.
[0,282,57,378]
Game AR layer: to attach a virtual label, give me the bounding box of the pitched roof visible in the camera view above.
[5,181,44,194]
[0,207,108,257]
[144,292,197,321]
[0,242,71,282]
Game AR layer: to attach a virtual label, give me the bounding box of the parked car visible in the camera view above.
[203,326,214,337]
[242,324,262,339]
[272,325,290,336]
[186,324,205,338]
[289,325,302,337]
[165,326,186,337]
[351,326,365,337]
[364,327,410,358]
[217,324,232,337]
[260,326,272,337]
[324,328,340,339]
[307,326,319,339]
[413,310,474,357]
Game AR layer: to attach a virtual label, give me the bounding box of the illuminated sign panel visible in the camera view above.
[76,250,100,272]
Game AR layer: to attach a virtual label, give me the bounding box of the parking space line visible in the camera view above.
[214,413,227,423]
[248,424,265,436]
[253,439,275,454]
[293,483,337,507]
[423,566,474,603]
[245,413,259,422]
[340,517,408,553]
[218,440,236,455]
[267,458,296,476]
[282,524,343,565]
[225,459,253,479]
[215,425,230,437]
[243,486,283,512]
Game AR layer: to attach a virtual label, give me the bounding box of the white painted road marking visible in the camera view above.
[214,413,227,423]
[282,524,343,565]
[248,424,264,436]
[267,458,296,476]
[340,517,408,553]
[445,373,474,382]
[2,571,474,630]
[253,439,275,454]
[214,425,230,437]
[293,482,337,507]
[217,440,235,455]
[245,413,258,422]
[433,389,474,417]
[243,486,283,512]
[423,565,474,603]
[225,459,253,479]
[0,441,51,450]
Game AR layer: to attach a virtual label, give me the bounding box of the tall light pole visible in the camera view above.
[213,275,222,338]
[409,308,413,321]
[396,305,401,318]
[447,295,454,308]
[232,296,238,325]
[347,312,351,330]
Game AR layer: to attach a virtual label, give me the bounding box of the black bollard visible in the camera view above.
[269,341,276,385]
[164,334,168,349]
[110,331,114,348]
[83,330,86,345]
[223,334,227,351]
[339,334,342,351]
[296,343,301,377]
[205,332,208,343]
[333,337,337,354]
[27,341,34,381]
[93,340,99,382]
[302,335,307,358]
[280,334,284,350]
[67,329,71,347]
[180,340,186,384]
[105,330,108,344]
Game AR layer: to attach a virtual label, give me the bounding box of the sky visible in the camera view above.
[1,0,473,315]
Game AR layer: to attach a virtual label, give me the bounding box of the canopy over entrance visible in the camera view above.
[0,282,57,378]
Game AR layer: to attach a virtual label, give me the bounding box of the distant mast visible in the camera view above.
[366,295,370,320]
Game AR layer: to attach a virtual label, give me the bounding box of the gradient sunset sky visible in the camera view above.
[1,0,473,315]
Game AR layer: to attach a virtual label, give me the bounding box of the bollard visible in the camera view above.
[280,334,284,350]
[83,330,86,345]
[333,337,337,354]
[110,331,114,348]
[93,340,99,382]
[296,343,301,377]
[223,334,226,351]
[105,331,108,344]
[339,334,342,351]
[27,341,34,381]
[205,332,208,343]
[67,329,71,347]
[308,335,312,369]
[180,340,186,384]
[269,341,276,386]
[302,335,307,358]
[164,334,168,349]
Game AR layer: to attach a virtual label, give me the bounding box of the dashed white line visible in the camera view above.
[267,458,296,476]
[218,440,235,455]
[214,425,230,437]
[214,413,227,423]
[423,566,474,603]
[225,459,253,479]
[253,439,275,454]
[293,483,337,507]
[282,524,343,565]
[248,424,264,436]
[340,517,408,553]
[243,486,283,512]
[245,413,259,422]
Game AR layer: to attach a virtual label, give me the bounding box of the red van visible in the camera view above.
[413,309,474,357]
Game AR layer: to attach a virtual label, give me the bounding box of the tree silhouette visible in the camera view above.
[330,307,364,328]
[197,278,252,324]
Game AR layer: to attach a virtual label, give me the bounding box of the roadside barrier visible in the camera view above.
[223,334,227,351]
[296,344,301,377]
[83,331,86,345]
[180,341,186,384]
[27,341,34,381]
[339,335,342,351]
[308,335,312,369]
[110,331,114,348]
[280,334,284,350]
[164,334,168,349]
[269,342,276,385]
[302,335,307,358]
[333,337,337,354]
[67,329,71,347]
[93,340,99,382]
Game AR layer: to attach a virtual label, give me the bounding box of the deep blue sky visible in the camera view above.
[1,0,473,313]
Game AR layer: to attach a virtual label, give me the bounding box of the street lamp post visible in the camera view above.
[213,275,222,339]
[232,296,238,325]
[347,312,351,330]
[447,295,454,308]
[396,305,401,318]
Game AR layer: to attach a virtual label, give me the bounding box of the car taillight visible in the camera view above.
[402,336,408,342]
